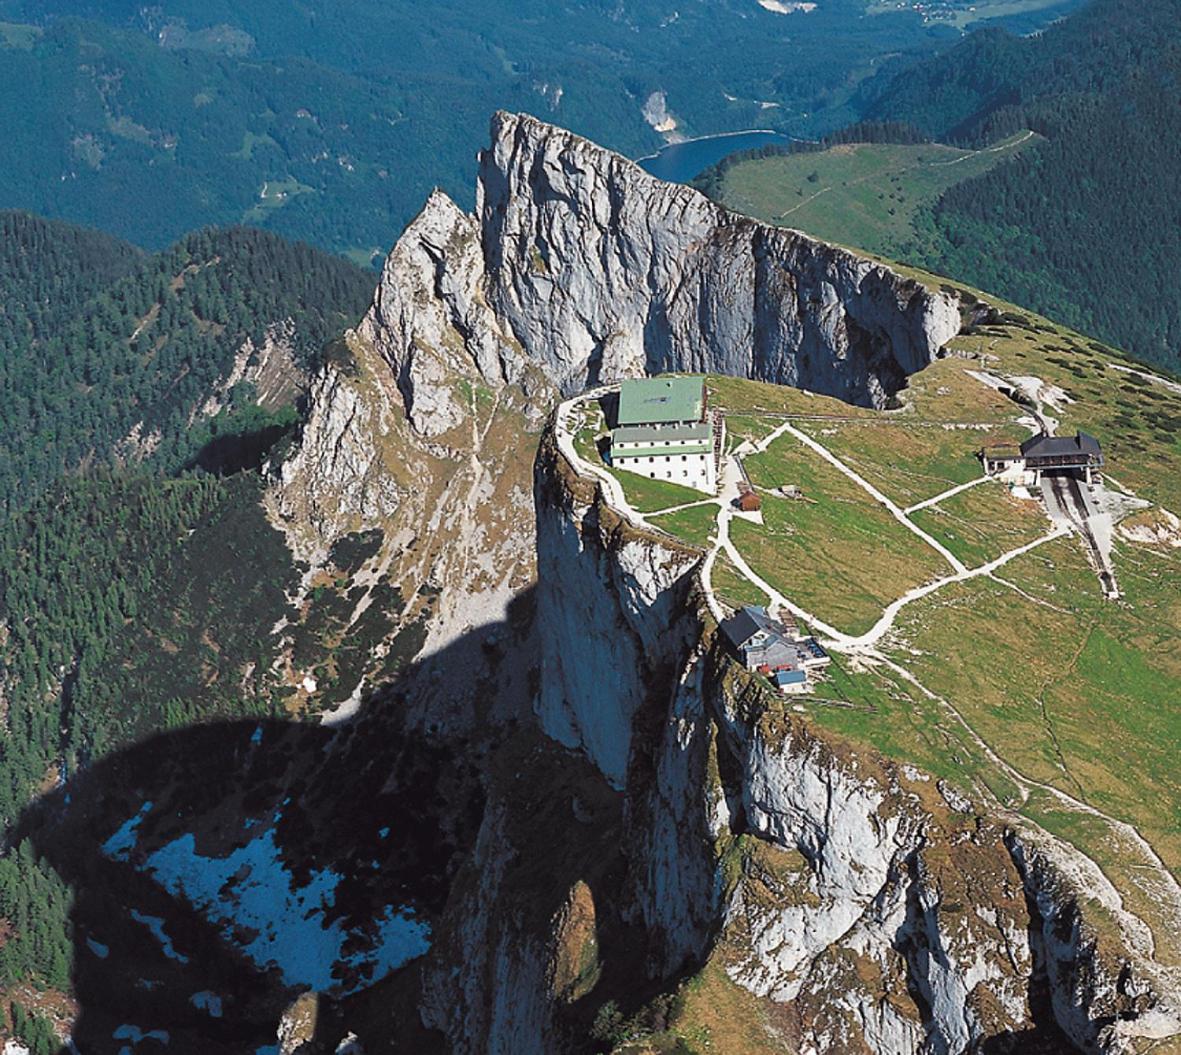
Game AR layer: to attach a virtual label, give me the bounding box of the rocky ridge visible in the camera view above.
[260,112,1181,1052]
[270,110,962,730]
[276,111,962,558]
[513,424,1181,1054]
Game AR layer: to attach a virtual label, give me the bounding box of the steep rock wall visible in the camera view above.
[300,111,965,454]
[526,422,1180,1055]
[272,110,966,665]
[478,112,963,405]
[533,434,701,789]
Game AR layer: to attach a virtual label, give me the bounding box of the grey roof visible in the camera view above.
[773,669,807,686]
[720,605,789,650]
[1019,431,1102,459]
[720,607,763,649]
[747,640,804,668]
[612,423,712,443]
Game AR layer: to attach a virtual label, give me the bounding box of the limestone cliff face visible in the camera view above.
[508,425,1181,1055]
[283,110,962,501]
[533,435,703,790]
[356,189,531,439]
[266,112,1181,1053]
[270,111,964,733]
[478,111,962,405]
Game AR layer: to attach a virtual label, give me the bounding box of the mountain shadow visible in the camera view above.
[13,599,520,1054]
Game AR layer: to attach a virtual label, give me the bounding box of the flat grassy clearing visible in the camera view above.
[716,132,1037,259]
[734,433,951,635]
[807,658,1026,807]
[867,0,1082,29]
[242,177,315,223]
[613,470,709,514]
[909,482,1050,567]
[232,130,280,160]
[894,354,1034,424]
[724,414,783,450]
[343,246,384,269]
[0,20,40,48]
[649,503,717,549]
[794,419,1020,508]
[783,357,1034,507]
[707,375,870,419]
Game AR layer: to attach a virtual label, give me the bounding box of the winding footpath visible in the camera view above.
[555,386,1181,969]
[779,421,968,574]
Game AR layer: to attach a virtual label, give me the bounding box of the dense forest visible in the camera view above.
[0,211,385,1032]
[0,1,1077,256]
[0,212,374,512]
[0,470,304,1002]
[857,0,1181,372]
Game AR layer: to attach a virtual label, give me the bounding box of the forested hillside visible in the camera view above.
[0,214,385,1032]
[695,0,1180,373]
[0,213,374,512]
[0,1,1078,257]
[860,0,1181,371]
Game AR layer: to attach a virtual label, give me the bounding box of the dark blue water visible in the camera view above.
[637,130,799,183]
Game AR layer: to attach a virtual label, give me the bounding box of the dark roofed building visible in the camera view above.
[747,637,802,670]
[719,605,787,653]
[981,431,1103,483]
[1019,431,1102,464]
[720,605,817,675]
[1019,431,1103,482]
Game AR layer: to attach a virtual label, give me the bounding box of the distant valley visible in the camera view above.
[0,0,1178,1052]
[0,0,1084,261]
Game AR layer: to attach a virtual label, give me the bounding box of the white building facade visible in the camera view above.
[607,377,717,494]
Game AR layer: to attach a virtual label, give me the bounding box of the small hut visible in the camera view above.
[736,490,762,513]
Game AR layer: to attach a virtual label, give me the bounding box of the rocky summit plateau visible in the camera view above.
[14,112,1181,1055]
[249,110,1181,1054]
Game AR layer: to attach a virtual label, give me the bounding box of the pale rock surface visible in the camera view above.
[264,113,1181,1054]
[479,112,962,402]
[508,425,1181,1055]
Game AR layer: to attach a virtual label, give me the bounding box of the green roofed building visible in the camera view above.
[609,376,717,493]
[617,376,706,427]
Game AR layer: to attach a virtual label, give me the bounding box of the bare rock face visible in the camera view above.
[277,992,322,1055]
[287,110,963,491]
[356,189,528,438]
[510,433,1181,1055]
[270,113,1096,1053]
[478,111,962,403]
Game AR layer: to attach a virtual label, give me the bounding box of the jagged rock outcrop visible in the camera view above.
[507,419,1181,1055]
[478,112,962,405]
[267,112,1181,1053]
[280,111,963,535]
[269,110,966,735]
[356,189,531,439]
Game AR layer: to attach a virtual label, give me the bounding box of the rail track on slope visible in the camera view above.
[1043,470,1119,598]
